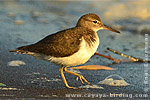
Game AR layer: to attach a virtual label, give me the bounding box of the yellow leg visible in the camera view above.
[59,66,79,89]
[64,67,92,86]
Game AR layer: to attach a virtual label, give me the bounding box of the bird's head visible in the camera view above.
[76,13,120,33]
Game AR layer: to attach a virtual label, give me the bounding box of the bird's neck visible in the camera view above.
[82,30,99,47]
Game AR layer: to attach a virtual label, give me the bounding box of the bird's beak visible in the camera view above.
[102,24,120,34]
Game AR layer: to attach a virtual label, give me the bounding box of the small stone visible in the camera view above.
[8,60,26,66]
[32,11,40,17]
[8,12,15,17]
[15,20,24,25]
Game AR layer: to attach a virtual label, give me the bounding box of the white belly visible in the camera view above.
[48,34,100,66]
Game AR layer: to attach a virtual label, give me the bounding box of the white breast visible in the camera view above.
[48,33,100,66]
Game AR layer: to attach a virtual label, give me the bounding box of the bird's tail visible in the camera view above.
[10,45,32,54]
[9,49,29,54]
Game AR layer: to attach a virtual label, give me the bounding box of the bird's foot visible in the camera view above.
[63,67,92,86]
[76,75,92,86]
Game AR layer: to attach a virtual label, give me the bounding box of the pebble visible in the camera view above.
[15,20,24,25]
[8,60,26,66]
[32,11,41,17]
[8,12,15,17]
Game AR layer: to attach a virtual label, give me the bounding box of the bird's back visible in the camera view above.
[11,27,97,58]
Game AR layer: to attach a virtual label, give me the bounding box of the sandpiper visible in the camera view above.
[10,13,120,89]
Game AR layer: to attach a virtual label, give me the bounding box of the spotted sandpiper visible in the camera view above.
[10,13,120,89]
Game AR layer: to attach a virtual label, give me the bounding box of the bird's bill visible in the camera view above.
[102,24,120,33]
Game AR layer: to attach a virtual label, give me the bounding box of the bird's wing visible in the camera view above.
[17,27,85,57]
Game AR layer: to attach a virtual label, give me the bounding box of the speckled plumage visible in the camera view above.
[10,13,120,89]
[17,27,96,57]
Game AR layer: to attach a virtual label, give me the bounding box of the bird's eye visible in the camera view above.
[93,20,97,24]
